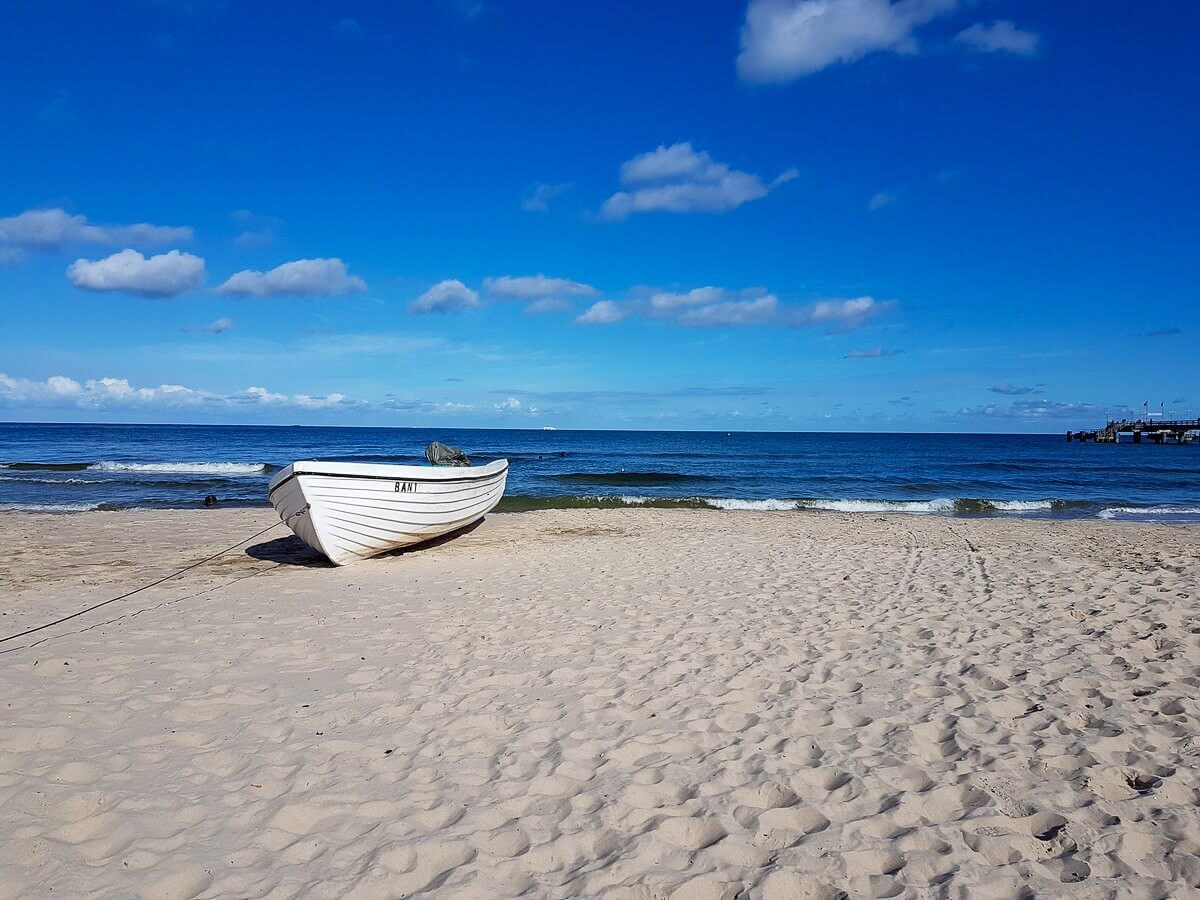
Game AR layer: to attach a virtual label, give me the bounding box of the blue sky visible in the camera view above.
[1,0,1196,431]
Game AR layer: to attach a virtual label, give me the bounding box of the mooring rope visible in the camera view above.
[0,506,308,648]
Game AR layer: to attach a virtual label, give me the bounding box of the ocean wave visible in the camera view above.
[706,497,800,511]
[92,461,273,475]
[0,502,107,512]
[1099,505,1200,519]
[0,461,94,471]
[799,498,957,513]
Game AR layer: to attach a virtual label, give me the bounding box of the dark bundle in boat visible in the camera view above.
[425,441,471,467]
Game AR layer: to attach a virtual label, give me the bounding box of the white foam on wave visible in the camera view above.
[0,502,103,512]
[705,498,799,511]
[1099,505,1200,520]
[92,461,268,475]
[799,498,956,513]
[991,499,1055,511]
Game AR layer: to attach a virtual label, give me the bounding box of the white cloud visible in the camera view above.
[737,0,956,83]
[575,287,893,331]
[791,296,893,330]
[484,274,598,301]
[576,300,628,324]
[647,286,725,313]
[599,143,796,220]
[68,249,205,297]
[216,258,366,297]
[845,346,901,358]
[409,279,481,314]
[677,295,778,327]
[524,297,573,314]
[484,274,597,313]
[955,20,1040,55]
[493,396,539,415]
[521,182,571,212]
[0,371,358,412]
[0,207,192,252]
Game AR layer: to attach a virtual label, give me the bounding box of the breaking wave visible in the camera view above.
[92,461,273,475]
[2,460,275,475]
[1099,505,1200,520]
[495,495,1072,515]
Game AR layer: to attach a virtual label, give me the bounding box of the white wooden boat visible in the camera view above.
[267,459,508,565]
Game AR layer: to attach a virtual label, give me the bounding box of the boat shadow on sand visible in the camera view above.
[244,518,487,568]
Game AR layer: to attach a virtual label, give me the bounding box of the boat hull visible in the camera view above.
[268,459,508,565]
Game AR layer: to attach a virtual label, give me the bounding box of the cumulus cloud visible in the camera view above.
[0,207,192,252]
[484,274,598,300]
[599,143,796,220]
[989,383,1041,395]
[409,279,481,314]
[845,346,902,358]
[68,249,205,297]
[0,371,357,412]
[955,20,1040,55]
[484,274,598,312]
[493,396,540,415]
[576,300,628,325]
[737,0,956,83]
[791,296,893,331]
[216,258,366,297]
[521,182,571,212]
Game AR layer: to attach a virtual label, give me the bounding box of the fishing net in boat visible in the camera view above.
[425,441,471,467]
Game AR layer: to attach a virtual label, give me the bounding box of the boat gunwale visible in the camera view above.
[267,459,508,497]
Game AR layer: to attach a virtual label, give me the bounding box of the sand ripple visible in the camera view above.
[1,508,1199,898]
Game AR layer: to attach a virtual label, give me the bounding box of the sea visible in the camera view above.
[1,423,1198,522]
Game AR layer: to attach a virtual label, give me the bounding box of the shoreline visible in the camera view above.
[2,508,1198,897]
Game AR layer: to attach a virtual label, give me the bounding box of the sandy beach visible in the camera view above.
[1,508,1198,899]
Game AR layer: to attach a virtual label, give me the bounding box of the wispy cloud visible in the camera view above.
[599,142,796,220]
[68,249,205,297]
[845,347,901,358]
[496,385,773,402]
[334,17,365,39]
[0,372,357,412]
[989,383,1042,395]
[955,20,1040,56]
[958,400,1122,420]
[38,89,77,126]
[409,279,481,314]
[0,207,192,254]
[188,317,234,334]
[216,258,366,297]
[577,287,894,331]
[230,209,281,247]
[521,182,571,212]
[868,191,895,212]
[737,0,956,83]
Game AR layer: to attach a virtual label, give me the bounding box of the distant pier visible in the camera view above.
[1067,418,1200,443]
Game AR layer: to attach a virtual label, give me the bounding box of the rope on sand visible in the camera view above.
[0,506,308,648]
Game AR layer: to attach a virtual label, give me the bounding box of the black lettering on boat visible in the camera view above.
[394,481,418,493]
